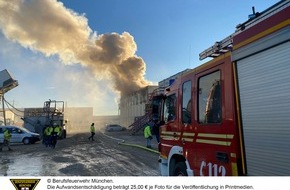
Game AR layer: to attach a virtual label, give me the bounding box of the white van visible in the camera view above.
[0,125,40,145]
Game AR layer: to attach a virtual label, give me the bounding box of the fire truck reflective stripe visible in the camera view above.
[183,132,195,137]
[182,133,195,142]
[234,19,290,50]
[231,162,238,176]
[161,131,181,135]
[160,136,176,141]
[196,139,232,146]
[230,153,236,158]
[161,131,173,135]
[182,138,194,142]
[198,133,234,139]
[160,131,181,139]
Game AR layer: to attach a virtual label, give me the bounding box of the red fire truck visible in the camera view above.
[158,0,290,176]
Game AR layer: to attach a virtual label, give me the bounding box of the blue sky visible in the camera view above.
[0,0,279,115]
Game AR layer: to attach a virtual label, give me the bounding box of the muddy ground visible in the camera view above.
[0,130,160,176]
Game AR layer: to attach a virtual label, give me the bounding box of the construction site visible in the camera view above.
[0,0,290,180]
[0,68,166,176]
[0,68,186,136]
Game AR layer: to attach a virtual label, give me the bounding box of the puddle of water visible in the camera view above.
[1,154,66,176]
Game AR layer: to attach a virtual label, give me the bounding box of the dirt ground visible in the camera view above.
[0,130,160,176]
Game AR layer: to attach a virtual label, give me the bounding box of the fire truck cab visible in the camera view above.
[159,0,290,176]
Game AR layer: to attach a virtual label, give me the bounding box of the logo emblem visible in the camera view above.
[10,179,40,190]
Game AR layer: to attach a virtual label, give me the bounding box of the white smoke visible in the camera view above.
[0,0,150,97]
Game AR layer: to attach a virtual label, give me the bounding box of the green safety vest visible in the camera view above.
[90,125,95,133]
[44,127,50,136]
[4,130,12,140]
[144,125,152,139]
[54,126,61,136]
[48,127,53,135]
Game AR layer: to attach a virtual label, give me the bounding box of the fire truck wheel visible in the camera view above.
[173,162,188,176]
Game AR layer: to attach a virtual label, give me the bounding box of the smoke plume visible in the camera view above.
[0,0,150,96]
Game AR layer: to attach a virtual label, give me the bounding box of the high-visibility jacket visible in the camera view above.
[4,129,12,140]
[90,124,95,133]
[54,126,61,136]
[44,127,50,136]
[48,126,53,135]
[144,125,152,139]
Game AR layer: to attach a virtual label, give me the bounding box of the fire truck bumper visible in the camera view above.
[159,157,169,176]
[186,168,194,176]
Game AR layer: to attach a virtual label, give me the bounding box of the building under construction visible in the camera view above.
[122,69,190,135]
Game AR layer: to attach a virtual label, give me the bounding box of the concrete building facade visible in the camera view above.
[119,69,191,127]
[119,85,158,127]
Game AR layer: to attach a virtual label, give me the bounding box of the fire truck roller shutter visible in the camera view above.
[236,40,290,176]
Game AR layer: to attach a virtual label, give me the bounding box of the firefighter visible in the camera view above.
[144,124,152,148]
[0,128,12,151]
[57,125,62,139]
[152,117,160,144]
[88,123,95,141]
[51,125,60,148]
[43,126,50,147]
[47,124,54,147]
[55,125,62,138]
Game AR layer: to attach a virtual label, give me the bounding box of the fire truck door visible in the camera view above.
[194,67,233,176]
